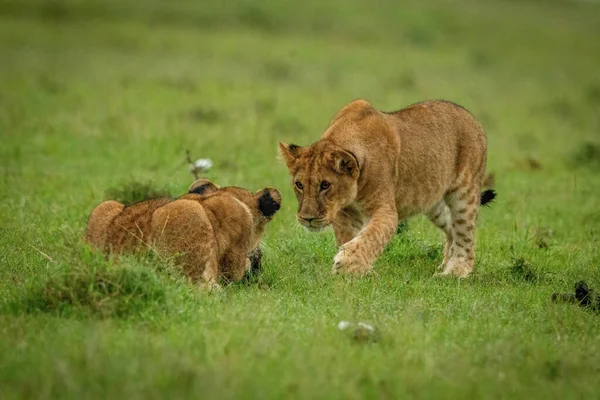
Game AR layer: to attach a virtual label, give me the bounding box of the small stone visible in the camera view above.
[338,321,379,343]
[357,322,375,332]
[353,322,379,343]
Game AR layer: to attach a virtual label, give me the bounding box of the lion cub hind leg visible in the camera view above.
[439,185,480,278]
[425,200,454,271]
[151,200,220,289]
[85,200,126,250]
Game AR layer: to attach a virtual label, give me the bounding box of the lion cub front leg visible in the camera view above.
[332,204,398,276]
[221,249,252,283]
[198,257,222,292]
[332,205,365,246]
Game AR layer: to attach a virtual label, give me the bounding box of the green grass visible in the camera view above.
[1,0,600,398]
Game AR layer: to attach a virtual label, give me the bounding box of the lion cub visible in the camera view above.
[279,99,495,277]
[85,179,281,289]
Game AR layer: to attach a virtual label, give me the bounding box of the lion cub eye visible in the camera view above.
[320,181,330,191]
[295,181,304,190]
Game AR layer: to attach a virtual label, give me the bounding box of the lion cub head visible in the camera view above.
[278,141,359,231]
[187,178,282,247]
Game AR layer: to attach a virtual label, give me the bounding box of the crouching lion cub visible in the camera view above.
[279,99,496,278]
[85,179,282,289]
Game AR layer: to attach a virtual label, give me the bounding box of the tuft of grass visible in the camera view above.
[396,220,409,235]
[571,142,600,169]
[509,257,538,283]
[10,247,195,319]
[262,60,293,81]
[104,181,175,206]
[585,83,600,104]
[533,227,553,250]
[186,107,224,124]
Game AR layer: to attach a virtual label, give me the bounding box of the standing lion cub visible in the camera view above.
[279,99,495,277]
[85,179,281,289]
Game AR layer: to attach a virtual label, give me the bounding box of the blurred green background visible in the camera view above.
[0,1,599,399]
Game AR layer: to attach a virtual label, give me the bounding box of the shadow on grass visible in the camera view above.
[383,224,443,266]
[508,257,538,283]
[186,108,224,124]
[262,61,293,82]
[570,142,600,170]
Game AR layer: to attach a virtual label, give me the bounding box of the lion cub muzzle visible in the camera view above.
[296,214,330,231]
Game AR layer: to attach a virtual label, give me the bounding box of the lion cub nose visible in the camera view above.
[298,215,315,224]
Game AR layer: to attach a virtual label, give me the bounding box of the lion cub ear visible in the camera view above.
[255,188,282,219]
[188,179,220,196]
[331,150,359,179]
[278,142,302,169]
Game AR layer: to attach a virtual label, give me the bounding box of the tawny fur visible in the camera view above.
[279,99,492,278]
[84,180,281,289]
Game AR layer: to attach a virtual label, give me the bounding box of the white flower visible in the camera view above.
[337,321,352,330]
[190,158,213,173]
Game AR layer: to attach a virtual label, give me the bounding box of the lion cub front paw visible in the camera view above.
[332,249,371,276]
[199,281,222,292]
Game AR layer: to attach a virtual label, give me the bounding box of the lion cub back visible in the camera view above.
[85,198,170,253]
[151,193,255,282]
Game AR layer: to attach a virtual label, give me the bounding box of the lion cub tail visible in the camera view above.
[480,190,497,207]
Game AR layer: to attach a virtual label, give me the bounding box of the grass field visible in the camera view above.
[1,0,600,398]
